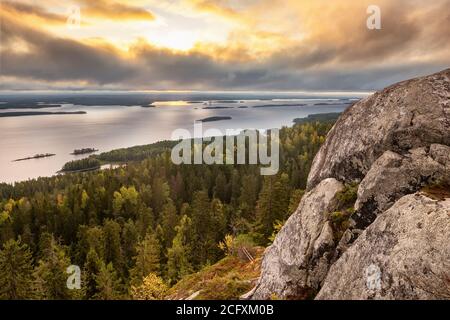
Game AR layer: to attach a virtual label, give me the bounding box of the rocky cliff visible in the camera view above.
[248,68,450,300]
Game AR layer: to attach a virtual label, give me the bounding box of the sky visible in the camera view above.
[0,0,449,92]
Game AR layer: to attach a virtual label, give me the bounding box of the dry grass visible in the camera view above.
[166,247,264,300]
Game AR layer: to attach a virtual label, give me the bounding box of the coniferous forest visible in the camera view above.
[0,121,333,300]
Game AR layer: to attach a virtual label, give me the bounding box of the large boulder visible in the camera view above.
[307,69,450,190]
[249,178,344,299]
[249,69,450,301]
[316,194,450,300]
[353,144,450,229]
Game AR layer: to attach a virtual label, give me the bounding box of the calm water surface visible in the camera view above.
[0,97,359,183]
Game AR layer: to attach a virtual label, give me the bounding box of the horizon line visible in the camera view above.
[0,89,374,96]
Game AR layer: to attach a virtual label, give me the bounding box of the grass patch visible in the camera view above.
[166,247,264,300]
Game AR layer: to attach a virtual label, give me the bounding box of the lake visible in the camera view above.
[0,93,368,183]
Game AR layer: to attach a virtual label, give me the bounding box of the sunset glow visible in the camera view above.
[1,0,449,91]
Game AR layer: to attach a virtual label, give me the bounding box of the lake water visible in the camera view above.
[0,94,365,184]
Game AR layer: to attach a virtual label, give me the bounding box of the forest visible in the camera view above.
[0,120,334,300]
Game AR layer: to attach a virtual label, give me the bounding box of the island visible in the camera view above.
[293,112,342,124]
[202,106,234,109]
[314,102,353,106]
[252,103,307,108]
[0,103,61,110]
[0,111,87,118]
[71,148,99,155]
[13,153,56,162]
[196,116,232,122]
[60,158,102,173]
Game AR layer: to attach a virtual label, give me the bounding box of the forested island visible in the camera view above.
[202,106,234,109]
[293,112,342,124]
[314,102,353,106]
[0,118,333,300]
[252,103,307,108]
[0,111,86,118]
[60,158,102,173]
[71,148,99,155]
[0,104,61,109]
[12,153,56,162]
[196,116,232,122]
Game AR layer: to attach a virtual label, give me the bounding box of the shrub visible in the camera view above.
[131,273,168,300]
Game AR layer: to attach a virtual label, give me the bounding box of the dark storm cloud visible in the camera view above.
[0,15,137,84]
[267,1,450,71]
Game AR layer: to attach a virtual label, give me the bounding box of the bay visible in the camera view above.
[0,93,366,184]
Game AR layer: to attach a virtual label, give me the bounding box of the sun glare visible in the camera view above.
[148,31,199,51]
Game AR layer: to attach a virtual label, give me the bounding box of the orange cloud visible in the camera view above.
[0,1,67,25]
[1,0,449,91]
[78,0,155,21]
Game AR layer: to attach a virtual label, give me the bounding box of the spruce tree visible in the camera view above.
[33,235,72,300]
[83,248,102,299]
[160,199,179,249]
[167,215,193,284]
[94,262,122,300]
[0,238,34,300]
[103,220,123,273]
[130,232,161,285]
[256,174,290,242]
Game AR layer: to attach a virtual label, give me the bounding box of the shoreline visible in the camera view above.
[1,112,342,185]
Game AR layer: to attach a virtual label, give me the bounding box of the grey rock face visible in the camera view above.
[353,144,450,228]
[249,69,450,300]
[249,178,344,299]
[307,69,450,190]
[316,194,450,300]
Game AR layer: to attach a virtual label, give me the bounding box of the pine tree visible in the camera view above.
[160,199,179,249]
[94,262,122,300]
[210,198,227,256]
[130,232,161,285]
[213,171,227,202]
[33,235,72,300]
[190,191,212,267]
[0,238,34,300]
[238,174,259,219]
[103,220,123,273]
[167,215,193,284]
[151,177,170,216]
[122,220,139,271]
[256,174,290,242]
[83,248,102,299]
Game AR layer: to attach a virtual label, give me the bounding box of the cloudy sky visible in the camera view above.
[0,0,449,91]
